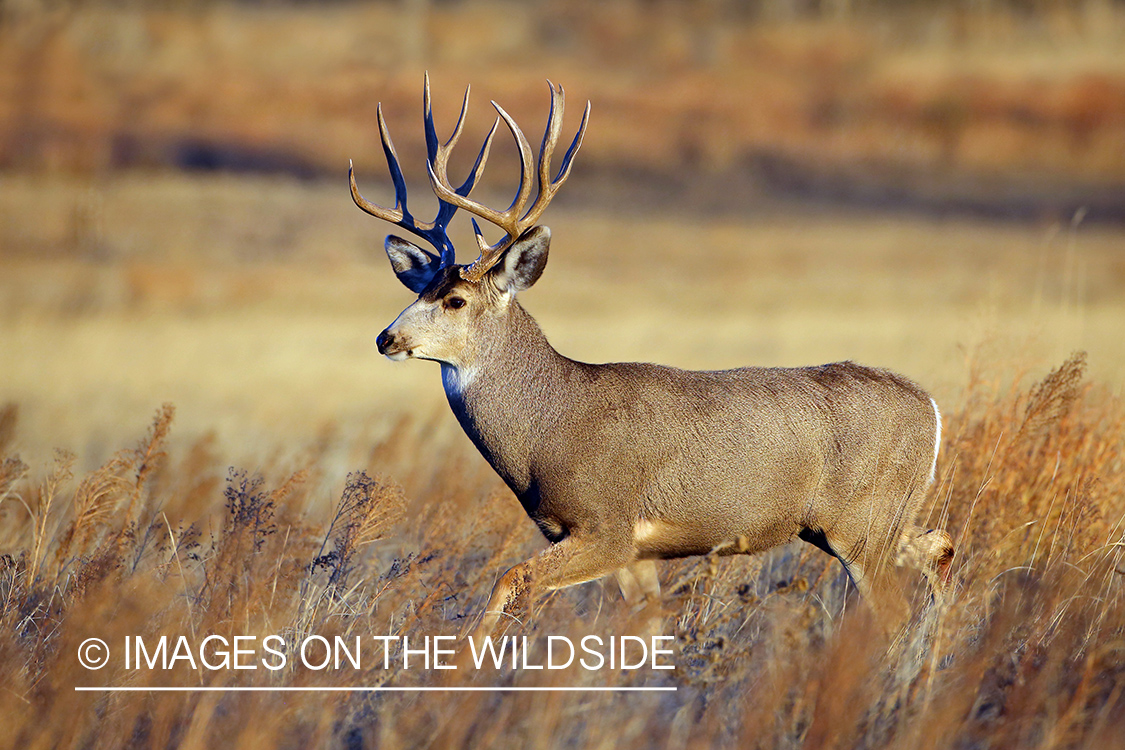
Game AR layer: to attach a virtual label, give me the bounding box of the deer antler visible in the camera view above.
[427,81,590,282]
[349,73,497,265]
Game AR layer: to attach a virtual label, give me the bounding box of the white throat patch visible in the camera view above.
[442,365,477,397]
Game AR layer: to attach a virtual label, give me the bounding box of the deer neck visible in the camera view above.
[441,301,571,498]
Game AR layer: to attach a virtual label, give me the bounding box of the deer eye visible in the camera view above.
[445,296,466,310]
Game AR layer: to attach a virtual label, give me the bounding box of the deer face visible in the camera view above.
[376,228,550,367]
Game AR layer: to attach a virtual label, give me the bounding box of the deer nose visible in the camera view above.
[376,329,395,354]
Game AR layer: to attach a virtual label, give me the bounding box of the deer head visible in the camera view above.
[350,76,588,369]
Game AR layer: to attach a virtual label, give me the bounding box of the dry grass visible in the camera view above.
[3,177,1123,747]
[0,348,1122,749]
[1,174,1123,747]
[1,177,1124,750]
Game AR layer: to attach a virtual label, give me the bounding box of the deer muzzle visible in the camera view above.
[376,329,410,360]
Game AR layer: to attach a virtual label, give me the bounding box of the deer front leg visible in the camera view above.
[470,533,635,644]
[614,559,661,604]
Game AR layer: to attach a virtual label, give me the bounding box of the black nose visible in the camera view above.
[376,330,394,354]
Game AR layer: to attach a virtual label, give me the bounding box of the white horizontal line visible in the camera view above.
[75,686,676,693]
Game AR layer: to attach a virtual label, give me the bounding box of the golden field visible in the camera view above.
[2,2,1125,749]
[2,171,1124,748]
[2,172,1124,464]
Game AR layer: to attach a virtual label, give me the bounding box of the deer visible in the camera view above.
[349,76,954,645]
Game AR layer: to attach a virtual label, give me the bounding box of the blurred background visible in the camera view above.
[1,0,1124,465]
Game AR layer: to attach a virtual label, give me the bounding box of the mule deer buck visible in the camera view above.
[350,77,954,642]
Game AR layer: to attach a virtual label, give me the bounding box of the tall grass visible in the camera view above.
[0,352,1122,749]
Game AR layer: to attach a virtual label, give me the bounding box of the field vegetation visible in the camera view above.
[2,175,1124,747]
[2,1,1125,748]
[1,342,1123,748]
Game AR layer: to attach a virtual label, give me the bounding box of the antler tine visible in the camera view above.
[351,102,453,251]
[555,99,591,186]
[427,76,495,264]
[428,83,587,282]
[352,76,497,260]
[492,100,537,226]
[461,87,561,270]
[427,98,539,279]
[422,72,437,160]
[350,104,408,224]
[453,101,540,280]
[520,81,589,229]
[428,107,527,231]
[428,109,501,226]
[424,72,472,174]
[535,81,565,217]
[430,123,497,267]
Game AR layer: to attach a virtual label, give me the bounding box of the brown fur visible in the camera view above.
[379,248,952,641]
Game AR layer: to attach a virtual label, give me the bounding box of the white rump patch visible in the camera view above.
[929,397,942,485]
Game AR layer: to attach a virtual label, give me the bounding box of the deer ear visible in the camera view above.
[491,226,550,293]
[385,235,442,293]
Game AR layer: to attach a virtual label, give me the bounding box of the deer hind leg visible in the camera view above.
[470,534,634,644]
[826,528,913,638]
[838,556,911,638]
[898,526,955,601]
